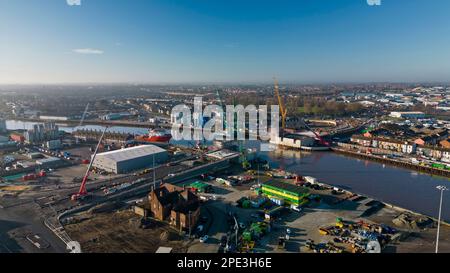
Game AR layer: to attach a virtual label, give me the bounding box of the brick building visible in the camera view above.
[148,183,200,231]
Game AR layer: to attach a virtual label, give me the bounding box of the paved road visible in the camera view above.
[0,202,67,253]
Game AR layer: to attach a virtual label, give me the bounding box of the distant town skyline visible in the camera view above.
[1,0,450,84]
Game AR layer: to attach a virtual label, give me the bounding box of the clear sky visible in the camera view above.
[1,0,450,84]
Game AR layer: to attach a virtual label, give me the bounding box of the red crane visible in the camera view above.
[71,126,108,201]
[301,119,330,147]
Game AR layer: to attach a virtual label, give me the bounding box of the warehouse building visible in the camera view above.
[389,111,425,119]
[262,180,309,206]
[92,145,168,174]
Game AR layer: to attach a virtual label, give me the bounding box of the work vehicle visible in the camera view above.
[71,127,108,201]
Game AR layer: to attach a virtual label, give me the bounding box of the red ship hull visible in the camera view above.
[135,134,172,143]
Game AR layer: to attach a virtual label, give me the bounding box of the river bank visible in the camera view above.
[333,147,450,178]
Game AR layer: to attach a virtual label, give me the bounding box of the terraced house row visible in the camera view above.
[350,134,450,163]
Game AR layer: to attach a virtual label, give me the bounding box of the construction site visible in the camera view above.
[53,163,450,253]
[0,80,448,254]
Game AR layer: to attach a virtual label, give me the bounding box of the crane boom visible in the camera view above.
[274,78,288,131]
[301,119,330,147]
[72,126,108,200]
[78,103,90,127]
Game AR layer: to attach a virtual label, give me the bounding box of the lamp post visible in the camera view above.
[435,185,448,253]
[153,154,156,187]
[188,211,192,238]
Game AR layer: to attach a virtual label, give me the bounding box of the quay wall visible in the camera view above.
[333,145,450,178]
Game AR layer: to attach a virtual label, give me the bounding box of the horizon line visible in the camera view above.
[1,81,450,87]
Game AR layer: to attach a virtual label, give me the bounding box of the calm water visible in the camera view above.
[7,120,450,221]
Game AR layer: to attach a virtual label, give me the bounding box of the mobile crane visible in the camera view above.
[71,126,108,201]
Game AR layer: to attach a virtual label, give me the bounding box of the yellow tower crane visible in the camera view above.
[274,77,288,135]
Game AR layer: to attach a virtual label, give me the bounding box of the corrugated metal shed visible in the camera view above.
[95,145,166,163]
[93,145,168,174]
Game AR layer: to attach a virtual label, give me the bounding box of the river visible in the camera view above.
[6,120,450,221]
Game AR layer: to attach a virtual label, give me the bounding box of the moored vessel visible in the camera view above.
[135,129,172,143]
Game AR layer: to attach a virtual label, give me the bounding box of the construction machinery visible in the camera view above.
[78,103,90,127]
[75,103,90,145]
[71,126,108,201]
[300,119,330,147]
[274,77,330,147]
[274,77,288,137]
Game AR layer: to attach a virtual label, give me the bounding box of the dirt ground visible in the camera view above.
[64,210,190,253]
[367,208,450,253]
[47,164,124,186]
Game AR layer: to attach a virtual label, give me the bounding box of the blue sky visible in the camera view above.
[1,0,450,84]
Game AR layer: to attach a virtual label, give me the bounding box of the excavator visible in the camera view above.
[71,126,108,201]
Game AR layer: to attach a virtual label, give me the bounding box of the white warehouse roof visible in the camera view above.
[95,145,167,163]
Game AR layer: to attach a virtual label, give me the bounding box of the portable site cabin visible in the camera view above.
[261,180,309,206]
